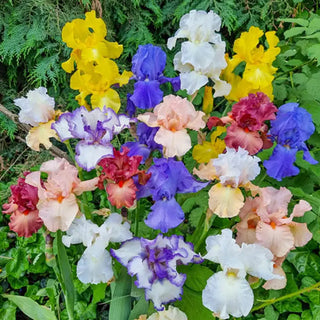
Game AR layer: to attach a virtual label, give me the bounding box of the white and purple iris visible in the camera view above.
[136,158,208,232]
[111,234,202,310]
[52,106,130,171]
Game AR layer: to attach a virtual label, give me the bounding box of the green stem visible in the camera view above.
[251,281,320,312]
[194,214,215,252]
[134,201,140,237]
[64,140,75,162]
[56,230,75,320]
[274,59,316,79]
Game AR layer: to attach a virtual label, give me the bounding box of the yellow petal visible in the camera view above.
[208,183,244,218]
[26,121,58,151]
[91,88,121,112]
[203,86,214,114]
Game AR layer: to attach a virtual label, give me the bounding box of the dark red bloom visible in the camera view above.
[2,172,43,237]
[98,147,150,208]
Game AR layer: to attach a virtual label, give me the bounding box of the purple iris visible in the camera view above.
[264,103,317,181]
[126,44,180,116]
[123,123,163,163]
[52,106,130,171]
[137,158,208,232]
[110,234,202,310]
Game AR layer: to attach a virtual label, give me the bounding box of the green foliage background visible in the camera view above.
[1,0,320,319]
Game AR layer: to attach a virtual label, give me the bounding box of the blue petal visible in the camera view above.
[132,44,166,80]
[130,80,163,109]
[264,145,299,181]
[145,198,185,232]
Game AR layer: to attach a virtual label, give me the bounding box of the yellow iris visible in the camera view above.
[61,10,132,112]
[222,26,280,102]
[192,126,226,163]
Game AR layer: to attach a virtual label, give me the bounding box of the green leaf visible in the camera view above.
[287,250,320,281]
[306,44,320,66]
[178,264,214,292]
[109,266,132,320]
[306,15,320,35]
[2,294,57,320]
[287,315,301,320]
[6,248,29,278]
[128,295,149,320]
[55,230,75,320]
[174,285,212,319]
[0,300,16,319]
[284,27,306,38]
[306,72,320,101]
[280,18,309,27]
[264,305,279,320]
[92,283,107,304]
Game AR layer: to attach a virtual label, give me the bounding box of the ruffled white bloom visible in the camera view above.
[167,10,231,96]
[147,306,188,320]
[63,213,132,284]
[212,147,261,187]
[14,87,55,126]
[202,229,282,319]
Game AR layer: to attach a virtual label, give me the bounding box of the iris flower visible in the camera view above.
[264,103,318,180]
[126,44,180,115]
[194,147,260,218]
[14,87,59,151]
[222,26,280,101]
[25,158,98,232]
[236,186,312,289]
[2,172,43,237]
[111,234,202,310]
[138,95,205,158]
[137,158,208,232]
[52,106,130,171]
[167,10,231,97]
[203,229,281,319]
[63,213,132,284]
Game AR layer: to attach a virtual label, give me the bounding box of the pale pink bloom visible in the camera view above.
[194,147,260,217]
[25,157,98,232]
[138,95,205,157]
[236,186,313,289]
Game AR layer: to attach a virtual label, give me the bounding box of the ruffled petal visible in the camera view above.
[155,128,191,158]
[75,141,114,171]
[106,179,137,209]
[77,242,114,284]
[9,210,43,237]
[202,271,253,319]
[38,195,79,232]
[146,279,183,311]
[256,221,294,257]
[208,183,244,218]
[145,198,185,233]
[26,121,58,151]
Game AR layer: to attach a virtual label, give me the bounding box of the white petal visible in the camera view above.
[99,213,132,245]
[127,256,154,289]
[75,141,113,171]
[62,215,99,247]
[77,243,114,284]
[180,41,215,71]
[202,271,253,319]
[148,306,188,320]
[146,279,183,311]
[240,243,280,280]
[204,229,243,271]
[15,87,55,126]
[51,114,73,141]
[111,238,142,266]
[180,71,208,95]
